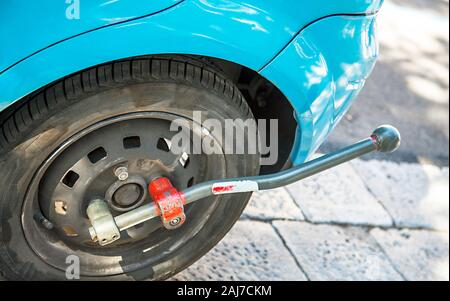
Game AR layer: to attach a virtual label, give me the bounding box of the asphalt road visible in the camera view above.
[320,0,449,167]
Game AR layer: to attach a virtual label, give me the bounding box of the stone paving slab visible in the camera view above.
[242,188,304,221]
[371,228,449,281]
[173,221,308,281]
[273,221,404,281]
[352,160,449,230]
[286,162,393,227]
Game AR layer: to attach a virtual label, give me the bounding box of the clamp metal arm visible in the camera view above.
[87,125,401,246]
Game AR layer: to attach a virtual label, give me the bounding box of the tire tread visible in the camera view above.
[0,56,251,155]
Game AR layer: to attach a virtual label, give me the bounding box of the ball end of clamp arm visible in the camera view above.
[371,125,401,153]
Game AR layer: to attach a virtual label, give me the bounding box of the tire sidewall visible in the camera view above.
[0,81,259,280]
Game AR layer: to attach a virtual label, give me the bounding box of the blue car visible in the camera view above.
[0,0,383,280]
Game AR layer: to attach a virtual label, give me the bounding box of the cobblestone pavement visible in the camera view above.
[174,159,449,281]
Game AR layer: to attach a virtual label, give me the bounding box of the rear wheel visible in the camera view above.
[0,56,259,280]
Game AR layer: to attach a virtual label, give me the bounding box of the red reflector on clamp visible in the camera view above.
[148,177,186,230]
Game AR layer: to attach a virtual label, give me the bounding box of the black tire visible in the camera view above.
[0,56,260,280]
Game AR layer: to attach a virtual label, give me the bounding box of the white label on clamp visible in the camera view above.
[212,181,259,195]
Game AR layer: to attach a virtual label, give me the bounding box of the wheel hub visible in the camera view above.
[113,183,142,207]
[105,175,149,212]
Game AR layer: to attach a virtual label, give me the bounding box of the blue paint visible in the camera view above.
[0,0,383,163]
[0,0,183,72]
[261,15,379,164]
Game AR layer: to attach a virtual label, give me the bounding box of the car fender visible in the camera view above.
[0,0,383,109]
[0,0,383,164]
[261,15,379,163]
[0,0,184,73]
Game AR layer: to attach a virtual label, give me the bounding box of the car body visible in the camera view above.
[0,0,382,164]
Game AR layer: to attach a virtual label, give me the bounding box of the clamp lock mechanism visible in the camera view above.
[148,177,186,230]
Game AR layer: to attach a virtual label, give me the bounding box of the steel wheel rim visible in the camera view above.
[21,112,227,276]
